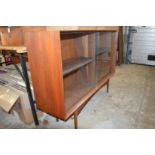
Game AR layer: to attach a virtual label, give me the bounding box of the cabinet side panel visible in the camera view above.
[24,31,65,119]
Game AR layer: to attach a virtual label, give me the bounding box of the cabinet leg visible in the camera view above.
[74,111,78,129]
[107,80,109,93]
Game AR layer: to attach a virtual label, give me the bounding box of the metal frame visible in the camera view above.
[18,53,39,125]
[0,46,39,126]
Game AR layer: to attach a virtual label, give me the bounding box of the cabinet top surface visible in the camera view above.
[46,26,119,31]
[0,26,119,32]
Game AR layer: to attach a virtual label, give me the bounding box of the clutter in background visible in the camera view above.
[0,64,44,124]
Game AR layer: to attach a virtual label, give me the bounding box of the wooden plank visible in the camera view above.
[47,26,119,31]
[0,26,119,32]
[0,45,27,53]
[63,57,94,76]
[95,26,119,31]
[0,29,23,46]
[47,26,79,31]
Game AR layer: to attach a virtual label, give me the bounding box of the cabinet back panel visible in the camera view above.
[61,33,95,61]
[1,30,23,46]
[99,32,112,51]
[61,38,78,61]
[63,72,77,89]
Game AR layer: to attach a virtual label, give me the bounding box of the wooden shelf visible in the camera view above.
[96,48,107,56]
[61,31,88,35]
[96,54,111,61]
[47,26,119,31]
[63,57,94,76]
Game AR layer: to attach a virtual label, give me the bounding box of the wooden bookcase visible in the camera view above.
[0,26,118,128]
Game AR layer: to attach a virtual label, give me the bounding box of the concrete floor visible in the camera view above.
[0,64,155,129]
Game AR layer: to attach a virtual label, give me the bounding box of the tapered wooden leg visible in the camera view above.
[107,80,109,93]
[74,111,78,129]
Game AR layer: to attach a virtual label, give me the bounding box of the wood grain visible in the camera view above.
[47,26,119,31]
[0,26,119,32]
[63,57,93,76]
[0,29,23,46]
[23,31,65,119]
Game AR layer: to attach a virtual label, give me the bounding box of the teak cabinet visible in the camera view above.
[0,26,118,128]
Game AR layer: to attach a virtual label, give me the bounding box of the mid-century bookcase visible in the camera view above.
[0,26,118,128]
